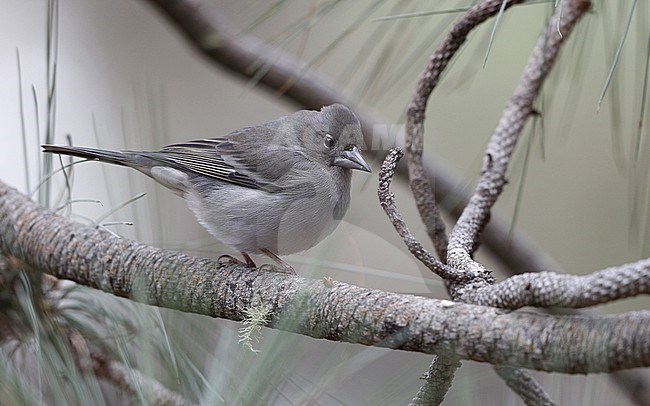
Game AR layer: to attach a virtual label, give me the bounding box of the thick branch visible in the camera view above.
[1,180,649,373]
[447,0,591,270]
[459,259,650,308]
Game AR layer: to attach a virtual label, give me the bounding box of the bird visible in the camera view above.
[43,104,371,272]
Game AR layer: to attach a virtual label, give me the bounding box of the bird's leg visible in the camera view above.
[241,252,257,267]
[218,252,257,268]
[260,249,296,274]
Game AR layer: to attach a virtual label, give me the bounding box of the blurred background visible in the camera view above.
[1,0,649,404]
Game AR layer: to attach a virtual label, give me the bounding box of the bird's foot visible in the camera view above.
[260,249,296,275]
[218,251,296,275]
[259,263,296,275]
[218,252,257,268]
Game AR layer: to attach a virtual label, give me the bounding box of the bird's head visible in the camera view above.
[303,104,371,173]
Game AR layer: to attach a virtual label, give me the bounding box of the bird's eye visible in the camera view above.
[324,134,336,149]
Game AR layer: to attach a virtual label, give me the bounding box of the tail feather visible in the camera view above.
[42,145,190,195]
[42,145,134,167]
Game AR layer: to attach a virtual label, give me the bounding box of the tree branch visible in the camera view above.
[405,0,527,262]
[378,148,465,281]
[90,351,194,406]
[460,259,650,308]
[1,179,649,373]
[142,0,346,110]
[380,148,463,404]
[409,354,461,406]
[494,366,556,406]
[404,2,588,400]
[447,0,591,274]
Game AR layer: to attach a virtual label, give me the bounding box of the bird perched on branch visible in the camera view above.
[43,104,371,272]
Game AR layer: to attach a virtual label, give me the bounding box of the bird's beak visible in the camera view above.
[331,146,372,173]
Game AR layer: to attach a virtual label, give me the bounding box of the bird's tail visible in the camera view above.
[42,145,136,167]
[43,145,190,195]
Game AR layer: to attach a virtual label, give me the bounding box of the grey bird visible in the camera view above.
[43,104,371,272]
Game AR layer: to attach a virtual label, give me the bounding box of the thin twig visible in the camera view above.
[68,330,193,405]
[405,0,526,262]
[379,149,467,282]
[447,0,591,276]
[409,354,461,406]
[91,351,195,406]
[495,366,557,406]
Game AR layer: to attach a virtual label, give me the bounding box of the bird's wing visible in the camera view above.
[154,128,310,191]
[155,137,260,189]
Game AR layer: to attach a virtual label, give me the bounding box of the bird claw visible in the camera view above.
[218,251,296,275]
[259,248,296,275]
[259,263,296,275]
[218,254,255,268]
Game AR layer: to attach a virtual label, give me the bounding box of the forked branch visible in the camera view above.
[447,0,591,275]
[405,0,526,261]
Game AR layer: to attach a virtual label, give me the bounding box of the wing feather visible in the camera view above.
[146,127,310,192]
